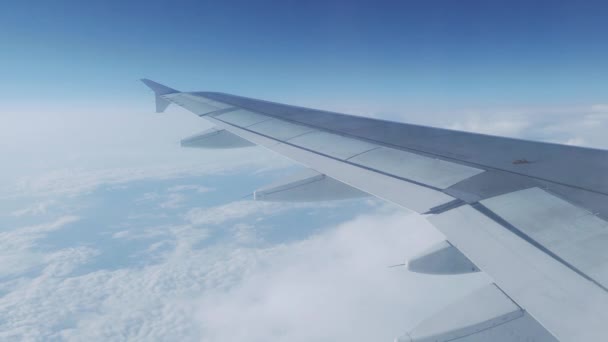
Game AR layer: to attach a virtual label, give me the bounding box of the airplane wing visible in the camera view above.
[142,79,608,341]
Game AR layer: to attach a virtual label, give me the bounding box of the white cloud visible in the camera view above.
[0,246,99,342]
[447,115,530,137]
[564,137,586,146]
[230,223,259,245]
[378,103,608,149]
[184,201,286,226]
[110,227,168,241]
[184,200,339,227]
[10,200,56,217]
[0,208,487,341]
[159,193,187,209]
[158,184,214,209]
[137,191,161,203]
[167,184,213,193]
[591,104,608,112]
[195,212,488,342]
[0,216,80,278]
[5,155,286,199]
[42,247,100,278]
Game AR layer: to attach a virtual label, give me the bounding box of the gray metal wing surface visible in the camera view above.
[142,79,608,341]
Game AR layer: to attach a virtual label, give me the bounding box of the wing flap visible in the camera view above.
[247,118,315,140]
[407,240,479,275]
[349,146,483,189]
[287,131,378,160]
[254,168,368,202]
[180,128,254,149]
[399,284,556,342]
[481,187,608,288]
[213,109,271,127]
[428,204,608,341]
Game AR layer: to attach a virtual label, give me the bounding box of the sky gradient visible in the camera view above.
[2,0,608,111]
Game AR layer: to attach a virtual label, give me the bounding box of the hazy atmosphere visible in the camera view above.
[1,1,607,341]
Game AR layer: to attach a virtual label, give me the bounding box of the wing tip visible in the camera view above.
[140,78,179,95]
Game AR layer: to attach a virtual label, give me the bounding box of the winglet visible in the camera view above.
[140,79,179,113]
[141,79,178,95]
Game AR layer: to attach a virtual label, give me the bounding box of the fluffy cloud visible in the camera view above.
[159,193,187,209]
[0,216,80,278]
[184,201,287,226]
[0,204,487,342]
[443,104,608,148]
[10,200,56,217]
[195,211,474,342]
[5,154,286,199]
[167,185,213,193]
[184,200,337,227]
[447,115,531,137]
[158,184,214,209]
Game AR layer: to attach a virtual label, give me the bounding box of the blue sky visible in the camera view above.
[2,0,607,110]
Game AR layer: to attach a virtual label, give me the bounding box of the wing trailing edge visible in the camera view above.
[398,284,557,342]
[180,128,254,149]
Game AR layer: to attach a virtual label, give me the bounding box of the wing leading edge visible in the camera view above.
[142,79,608,341]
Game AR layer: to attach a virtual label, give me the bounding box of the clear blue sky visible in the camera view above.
[2,0,607,110]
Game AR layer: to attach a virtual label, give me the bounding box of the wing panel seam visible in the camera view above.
[471,202,608,293]
[213,117,448,193]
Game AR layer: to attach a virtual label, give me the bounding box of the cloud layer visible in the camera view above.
[195,211,487,342]
[0,197,487,342]
[1,93,603,341]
